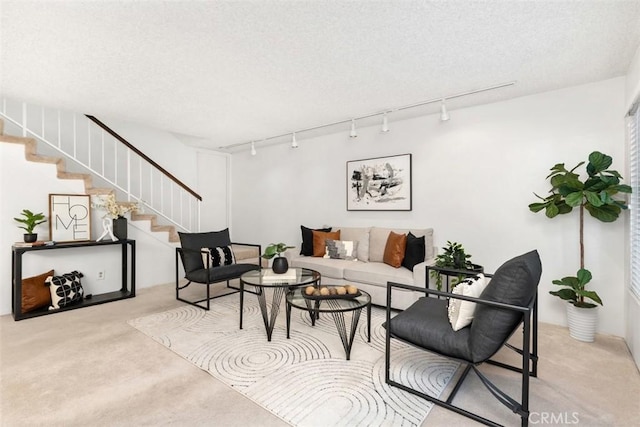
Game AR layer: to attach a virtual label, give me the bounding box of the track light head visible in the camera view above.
[350,119,358,138]
[250,141,257,156]
[381,113,390,133]
[291,132,298,148]
[440,99,450,122]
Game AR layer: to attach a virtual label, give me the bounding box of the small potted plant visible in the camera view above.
[14,209,47,242]
[262,242,294,274]
[529,151,631,342]
[430,241,483,290]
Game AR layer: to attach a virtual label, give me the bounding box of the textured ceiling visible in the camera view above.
[2,1,640,152]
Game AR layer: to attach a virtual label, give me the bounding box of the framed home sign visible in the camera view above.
[49,194,91,242]
[346,153,412,211]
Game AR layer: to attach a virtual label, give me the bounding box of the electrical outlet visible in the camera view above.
[97,270,105,280]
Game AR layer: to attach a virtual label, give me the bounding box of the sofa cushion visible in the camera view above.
[300,225,331,256]
[291,256,358,280]
[334,227,371,262]
[344,261,413,287]
[312,230,340,257]
[370,227,431,262]
[402,232,426,271]
[383,231,407,268]
[326,239,359,260]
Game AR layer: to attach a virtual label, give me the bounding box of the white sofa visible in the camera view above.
[285,226,435,308]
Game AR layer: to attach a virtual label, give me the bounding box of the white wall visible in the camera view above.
[231,77,628,337]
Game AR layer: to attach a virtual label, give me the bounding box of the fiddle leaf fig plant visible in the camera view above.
[261,243,294,260]
[529,151,631,308]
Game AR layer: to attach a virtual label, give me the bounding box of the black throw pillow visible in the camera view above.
[402,232,426,271]
[300,225,331,256]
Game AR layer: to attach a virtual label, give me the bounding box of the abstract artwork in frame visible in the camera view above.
[49,194,91,242]
[347,153,412,211]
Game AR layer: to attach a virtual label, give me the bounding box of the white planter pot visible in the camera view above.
[566,303,598,342]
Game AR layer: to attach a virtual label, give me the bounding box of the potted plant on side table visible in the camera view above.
[529,151,631,342]
[14,209,47,243]
[430,241,483,291]
[262,243,295,274]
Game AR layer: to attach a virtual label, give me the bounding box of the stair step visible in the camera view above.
[1,117,179,245]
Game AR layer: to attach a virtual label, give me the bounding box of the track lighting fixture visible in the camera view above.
[440,99,450,122]
[381,112,390,133]
[226,81,516,153]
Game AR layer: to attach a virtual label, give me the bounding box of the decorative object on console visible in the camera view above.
[431,241,483,291]
[45,270,84,310]
[347,153,411,211]
[529,151,631,342]
[21,269,55,313]
[14,209,47,243]
[92,194,141,241]
[49,194,91,242]
[262,242,295,274]
[300,225,331,256]
[383,231,407,268]
[447,274,489,331]
[312,230,340,257]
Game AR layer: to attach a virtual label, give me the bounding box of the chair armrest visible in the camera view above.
[386,280,533,314]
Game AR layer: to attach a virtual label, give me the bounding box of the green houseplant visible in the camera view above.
[529,151,631,341]
[14,209,47,243]
[430,241,482,290]
[262,242,295,274]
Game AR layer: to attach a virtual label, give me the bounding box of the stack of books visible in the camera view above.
[262,269,298,282]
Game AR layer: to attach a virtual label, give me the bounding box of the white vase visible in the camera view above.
[566,303,598,342]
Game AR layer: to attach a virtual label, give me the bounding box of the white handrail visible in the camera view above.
[0,98,200,234]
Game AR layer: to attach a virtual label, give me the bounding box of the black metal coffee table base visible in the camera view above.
[286,289,371,360]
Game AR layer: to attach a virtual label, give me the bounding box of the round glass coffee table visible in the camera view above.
[286,287,371,360]
[239,268,321,341]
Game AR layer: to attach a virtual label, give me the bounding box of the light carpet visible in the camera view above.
[128,293,459,427]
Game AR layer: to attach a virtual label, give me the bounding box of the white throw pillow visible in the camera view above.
[448,274,489,331]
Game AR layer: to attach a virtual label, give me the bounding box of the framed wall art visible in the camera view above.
[49,194,91,242]
[347,153,412,211]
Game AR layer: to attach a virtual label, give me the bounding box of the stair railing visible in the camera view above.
[0,97,201,234]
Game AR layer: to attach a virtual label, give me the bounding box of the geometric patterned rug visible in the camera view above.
[128,292,460,427]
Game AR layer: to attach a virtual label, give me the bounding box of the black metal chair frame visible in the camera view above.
[175,243,261,311]
[385,270,538,427]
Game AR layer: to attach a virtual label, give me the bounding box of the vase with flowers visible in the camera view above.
[92,194,141,241]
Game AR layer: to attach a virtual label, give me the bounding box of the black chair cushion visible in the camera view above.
[470,250,542,363]
[186,263,259,283]
[179,229,232,273]
[388,296,472,361]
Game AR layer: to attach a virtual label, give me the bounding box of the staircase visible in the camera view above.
[0,109,195,243]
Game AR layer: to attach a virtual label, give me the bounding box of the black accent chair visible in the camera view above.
[176,229,261,310]
[385,250,541,427]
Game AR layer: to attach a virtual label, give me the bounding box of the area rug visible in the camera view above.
[128,293,460,427]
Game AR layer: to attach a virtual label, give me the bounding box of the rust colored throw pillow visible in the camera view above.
[22,269,54,313]
[383,231,407,268]
[312,230,341,257]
